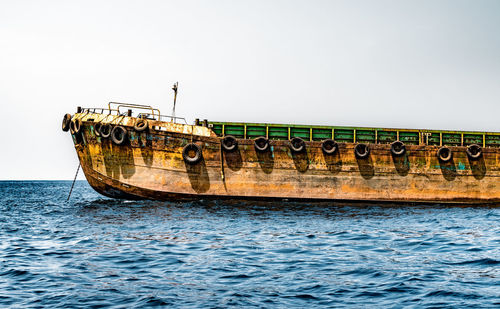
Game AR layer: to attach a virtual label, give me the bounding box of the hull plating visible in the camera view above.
[72,117,500,204]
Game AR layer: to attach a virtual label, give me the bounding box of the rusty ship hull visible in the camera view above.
[65,105,500,204]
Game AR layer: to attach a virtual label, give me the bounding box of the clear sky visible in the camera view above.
[1,0,499,180]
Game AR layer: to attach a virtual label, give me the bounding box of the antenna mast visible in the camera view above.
[172,82,178,122]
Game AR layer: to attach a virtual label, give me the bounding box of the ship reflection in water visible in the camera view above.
[0,181,498,308]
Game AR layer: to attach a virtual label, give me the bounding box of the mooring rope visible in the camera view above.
[220,139,225,181]
[67,163,81,201]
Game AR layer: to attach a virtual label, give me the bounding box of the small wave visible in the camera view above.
[1,269,34,282]
[384,286,407,293]
[274,248,302,254]
[354,291,385,298]
[137,296,171,306]
[444,258,499,266]
[465,247,483,252]
[2,269,29,277]
[383,283,418,294]
[285,294,319,300]
[220,274,253,280]
[425,290,482,299]
[341,268,380,276]
[301,284,324,292]
[327,289,352,296]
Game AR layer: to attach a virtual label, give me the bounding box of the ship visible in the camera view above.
[63,101,500,204]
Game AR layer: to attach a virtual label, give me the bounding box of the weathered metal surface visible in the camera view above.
[67,111,500,204]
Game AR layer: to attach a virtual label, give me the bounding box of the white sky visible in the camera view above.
[1,0,499,180]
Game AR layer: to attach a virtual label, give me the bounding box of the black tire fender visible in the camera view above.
[390,141,406,156]
[182,143,202,164]
[289,137,306,153]
[111,126,127,145]
[62,114,71,132]
[99,123,112,138]
[466,144,482,160]
[254,136,270,152]
[94,123,102,137]
[222,135,238,152]
[437,146,453,162]
[322,139,338,154]
[70,118,82,135]
[354,143,370,159]
[134,119,149,132]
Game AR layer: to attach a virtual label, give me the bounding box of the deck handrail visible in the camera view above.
[108,102,160,120]
[80,107,188,125]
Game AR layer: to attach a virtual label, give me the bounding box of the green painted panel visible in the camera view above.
[486,134,500,146]
[357,129,375,143]
[291,127,310,139]
[312,128,332,141]
[464,134,483,145]
[442,133,461,146]
[224,125,245,138]
[246,125,266,138]
[268,126,288,140]
[399,132,419,145]
[378,131,397,143]
[212,124,222,136]
[427,133,440,145]
[334,129,354,143]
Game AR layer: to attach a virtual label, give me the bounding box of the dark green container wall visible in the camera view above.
[399,132,419,145]
[207,121,500,148]
[269,126,288,140]
[356,130,375,143]
[212,124,223,136]
[378,131,397,144]
[246,126,266,138]
[312,128,332,141]
[427,133,440,146]
[443,133,461,146]
[290,127,310,140]
[224,125,245,138]
[464,134,483,145]
[334,129,354,143]
[486,134,500,147]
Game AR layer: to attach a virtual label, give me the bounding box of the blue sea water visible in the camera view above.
[0,181,499,308]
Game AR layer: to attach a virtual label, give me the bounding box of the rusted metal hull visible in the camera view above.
[70,113,500,204]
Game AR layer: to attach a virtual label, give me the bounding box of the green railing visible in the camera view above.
[208,121,500,147]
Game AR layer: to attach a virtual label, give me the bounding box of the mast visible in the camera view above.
[172,82,178,122]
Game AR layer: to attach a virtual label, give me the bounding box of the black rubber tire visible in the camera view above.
[322,139,338,154]
[254,137,270,152]
[94,123,102,137]
[99,123,112,138]
[111,126,127,145]
[182,143,202,164]
[437,146,453,162]
[466,144,482,160]
[289,137,306,153]
[354,143,370,159]
[134,119,149,132]
[70,118,82,135]
[62,114,71,132]
[222,135,238,152]
[390,141,406,156]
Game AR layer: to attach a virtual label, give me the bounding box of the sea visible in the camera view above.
[0,181,499,308]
